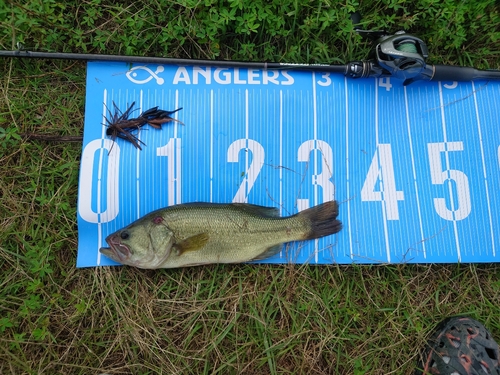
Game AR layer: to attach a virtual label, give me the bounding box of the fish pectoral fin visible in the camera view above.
[174,233,210,255]
[251,244,283,261]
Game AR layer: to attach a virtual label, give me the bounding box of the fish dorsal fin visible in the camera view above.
[174,233,209,255]
[232,203,280,218]
[251,244,283,261]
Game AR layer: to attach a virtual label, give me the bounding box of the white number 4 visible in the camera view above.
[378,77,392,91]
[361,144,404,220]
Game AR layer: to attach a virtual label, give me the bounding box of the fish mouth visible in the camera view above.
[99,234,131,263]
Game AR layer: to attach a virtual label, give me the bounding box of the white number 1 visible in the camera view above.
[361,144,404,220]
[157,138,182,206]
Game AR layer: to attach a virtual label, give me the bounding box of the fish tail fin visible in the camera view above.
[298,201,342,240]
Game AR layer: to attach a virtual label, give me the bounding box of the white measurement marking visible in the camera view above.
[310,73,318,208]
[279,90,283,216]
[97,92,106,218]
[297,199,309,212]
[279,90,283,258]
[296,90,308,212]
[175,90,181,204]
[428,142,471,221]
[228,139,264,203]
[375,79,391,262]
[403,86,426,258]
[136,90,143,219]
[472,82,495,256]
[378,77,393,91]
[246,90,249,200]
[443,82,458,89]
[97,90,107,265]
[345,78,353,259]
[157,138,181,206]
[438,82,461,261]
[361,144,404,221]
[210,89,214,202]
[312,73,318,261]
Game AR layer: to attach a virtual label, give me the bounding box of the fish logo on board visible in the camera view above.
[126,66,165,85]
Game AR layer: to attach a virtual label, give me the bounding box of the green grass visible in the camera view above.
[1,0,500,374]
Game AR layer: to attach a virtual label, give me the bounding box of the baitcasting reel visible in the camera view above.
[345,12,500,84]
[346,29,432,85]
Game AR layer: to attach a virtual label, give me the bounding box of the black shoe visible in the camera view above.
[416,316,500,375]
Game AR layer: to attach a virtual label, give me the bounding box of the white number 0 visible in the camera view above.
[78,139,120,223]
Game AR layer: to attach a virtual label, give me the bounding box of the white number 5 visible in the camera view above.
[427,142,471,221]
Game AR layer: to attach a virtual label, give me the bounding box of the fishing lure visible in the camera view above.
[104,101,146,151]
[139,107,183,129]
[103,102,183,151]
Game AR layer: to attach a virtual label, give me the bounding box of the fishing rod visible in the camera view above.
[1,18,499,86]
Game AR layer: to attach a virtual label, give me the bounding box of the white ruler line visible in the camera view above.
[375,79,391,262]
[245,89,249,201]
[345,78,353,259]
[97,88,108,265]
[210,89,214,202]
[404,86,426,258]
[174,89,179,205]
[175,90,181,204]
[279,89,283,258]
[136,90,142,219]
[438,82,461,261]
[279,90,283,215]
[312,73,318,204]
[312,72,318,262]
[472,82,495,256]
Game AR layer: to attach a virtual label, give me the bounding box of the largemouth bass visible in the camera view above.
[99,201,342,269]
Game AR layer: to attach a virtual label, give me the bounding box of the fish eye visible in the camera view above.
[120,231,130,240]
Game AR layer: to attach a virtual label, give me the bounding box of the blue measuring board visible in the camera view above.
[76,61,500,267]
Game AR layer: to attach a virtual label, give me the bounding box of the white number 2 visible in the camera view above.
[427,142,471,221]
[227,139,265,203]
[361,144,404,220]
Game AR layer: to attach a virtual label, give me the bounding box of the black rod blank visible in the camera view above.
[0,50,347,73]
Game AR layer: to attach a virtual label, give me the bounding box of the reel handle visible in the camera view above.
[430,65,500,82]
